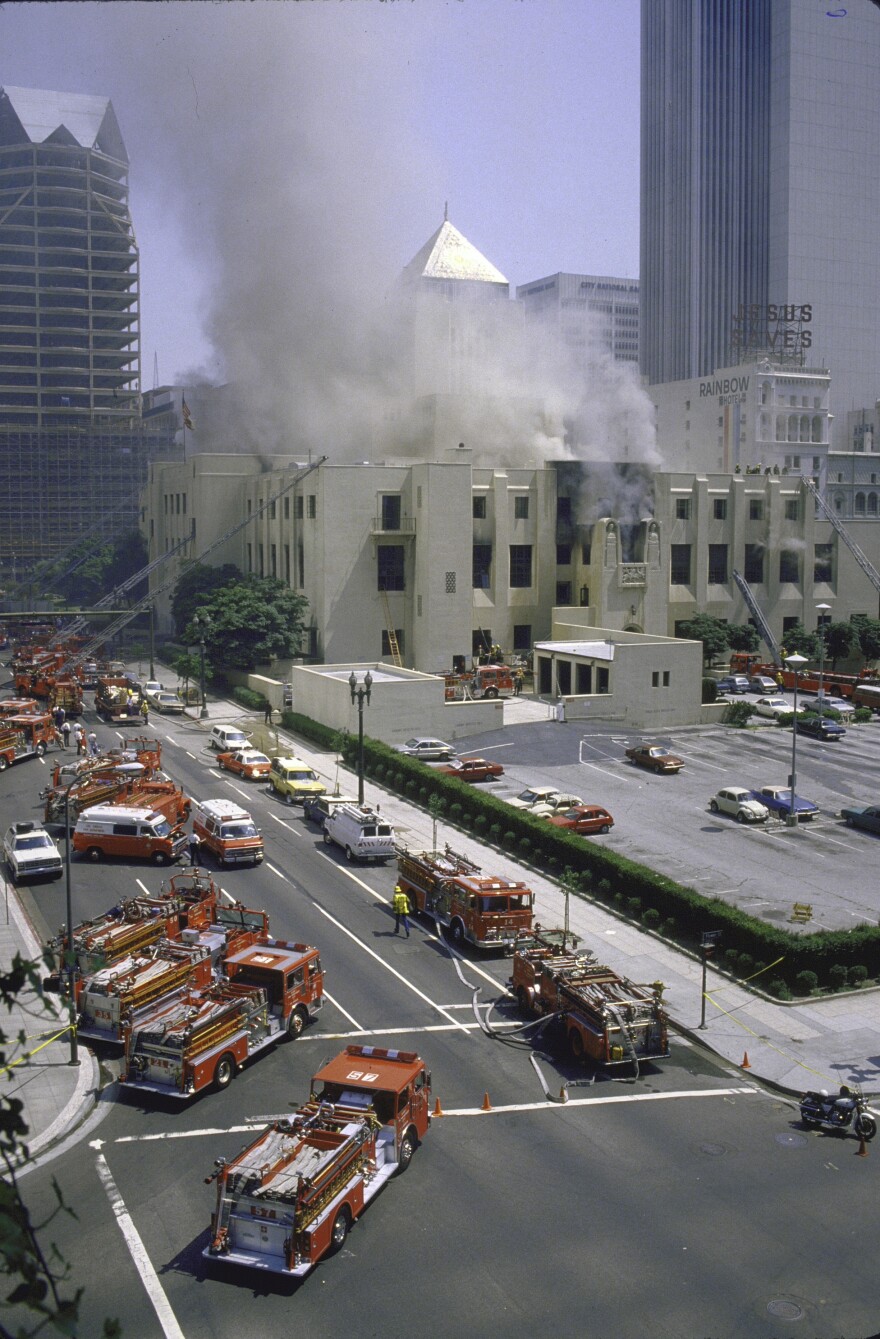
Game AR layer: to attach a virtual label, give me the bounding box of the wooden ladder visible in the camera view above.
[379,587,403,667]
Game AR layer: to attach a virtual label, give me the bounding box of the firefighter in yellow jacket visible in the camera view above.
[392,883,411,937]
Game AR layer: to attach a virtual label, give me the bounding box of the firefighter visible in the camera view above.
[514,669,524,696]
[141,697,149,723]
[61,719,71,750]
[188,830,202,867]
[392,883,411,937]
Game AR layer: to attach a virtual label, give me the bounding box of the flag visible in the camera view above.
[182,397,194,431]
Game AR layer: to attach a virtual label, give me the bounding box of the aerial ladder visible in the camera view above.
[732,569,782,663]
[802,476,880,597]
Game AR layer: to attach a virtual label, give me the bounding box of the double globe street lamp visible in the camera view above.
[349,670,373,806]
[785,652,808,828]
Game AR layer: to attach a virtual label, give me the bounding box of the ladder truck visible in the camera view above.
[203,1045,431,1277]
[396,845,534,951]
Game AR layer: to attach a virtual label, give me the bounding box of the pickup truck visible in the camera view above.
[750,785,820,820]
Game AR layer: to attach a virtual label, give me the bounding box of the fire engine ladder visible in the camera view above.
[379,586,403,667]
[55,458,327,674]
[732,569,782,663]
[55,537,191,643]
[802,476,880,595]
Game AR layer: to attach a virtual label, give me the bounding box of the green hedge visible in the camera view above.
[279,710,341,752]
[232,685,269,711]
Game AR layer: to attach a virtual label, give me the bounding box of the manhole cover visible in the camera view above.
[775,1132,808,1148]
[767,1298,805,1321]
[699,1142,727,1156]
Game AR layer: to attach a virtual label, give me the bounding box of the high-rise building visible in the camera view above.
[0,85,178,577]
[640,1,880,447]
[517,273,640,366]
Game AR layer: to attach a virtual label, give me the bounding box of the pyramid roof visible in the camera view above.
[0,86,126,161]
[402,219,508,287]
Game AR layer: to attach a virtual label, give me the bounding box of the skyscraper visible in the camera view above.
[640,1,880,448]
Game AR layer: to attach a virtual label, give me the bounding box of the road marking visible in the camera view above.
[316,848,387,901]
[219,886,237,904]
[222,780,252,800]
[265,861,288,880]
[269,812,299,835]
[310,901,473,1033]
[135,878,151,896]
[185,751,198,760]
[94,1152,185,1339]
[322,989,362,1029]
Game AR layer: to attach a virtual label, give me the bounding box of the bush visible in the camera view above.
[795,970,819,995]
[489,823,503,844]
[828,963,848,991]
[725,701,755,728]
[642,908,661,930]
[233,685,269,711]
[767,978,792,1001]
[518,837,532,858]
[474,815,488,835]
[627,898,642,919]
[702,678,718,704]
[850,965,869,984]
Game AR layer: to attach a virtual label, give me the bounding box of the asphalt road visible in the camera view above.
[3,682,880,1338]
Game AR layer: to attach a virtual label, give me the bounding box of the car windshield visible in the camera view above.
[517,790,544,803]
[221,822,258,838]
[244,754,269,765]
[288,769,316,780]
[14,834,52,850]
[152,820,172,837]
[403,739,421,749]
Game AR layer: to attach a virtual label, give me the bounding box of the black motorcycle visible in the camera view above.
[799,1085,877,1140]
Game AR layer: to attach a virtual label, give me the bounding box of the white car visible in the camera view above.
[752,696,804,719]
[508,785,561,811]
[709,787,770,824]
[396,737,457,760]
[3,822,64,882]
[148,690,185,714]
[529,792,585,817]
[812,695,856,718]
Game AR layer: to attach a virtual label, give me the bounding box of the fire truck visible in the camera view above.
[0,715,56,770]
[94,676,143,722]
[203,1044,431,1276]
[510,926,669,1069]
[0,698,39,718]
[728,652,876,699]
[444,663,515,701]
[121,939,324,1097]
[396,845,534,950]
[47,676,84,717]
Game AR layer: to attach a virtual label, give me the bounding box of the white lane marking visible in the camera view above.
[94,1152,185,1339]
[322,988,362,1029]
[135,878,151,896]
[310,901,472,1034]
[223,780,251,800]
[39,756,46,766]
[219,886,236,905]
[185,751,198,760]
[317,848,386,901]
[265,862,288,880]
[269,812,299,836]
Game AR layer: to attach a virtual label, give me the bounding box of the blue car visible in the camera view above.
[750,785,820,820]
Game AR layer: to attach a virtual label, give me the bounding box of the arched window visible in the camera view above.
[788,415,798,442]
[834,493,845,513]
[776,414,787,442]
[811,415,823,443]
[855,492,866,516]
[799,415,810,443]
[761,381,771,406]
[869,493,878,516]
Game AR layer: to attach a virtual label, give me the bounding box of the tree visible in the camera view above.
[850,615,880,666]
[779,623,821,661]
[170,562,241,638]
[171,650,205,702]
[0,953,119,1338]
[822,621,858,670]
[676,614,729,668]
[49,530,148,608]
[726,624,760,654]
[186,575,308,671]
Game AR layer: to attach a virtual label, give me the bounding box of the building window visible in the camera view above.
[557,496,572,523]
[652,671,660,688]
[269,499,276,520]
[417,486,422,508]
[663,670,670,687]
[270,543,277,578]
[382,629,404,657]
[513,624,531,652]
[284,496,290,520]
[473,544,492,589]
[295,496,304,519]
[473,495,487,519]
[744,543,764,584]
[377,545,404,591]
[814,542,833,584]
[556,543,572,565]
[381,494,401,530]
[582,541,592,564]
[510,544,533,587]
[247,542,252,572]
[670,544,691,585]
[784,499,799,521]
[783,615,799,635]
[855,492,866,516]
[307,495,316,519]
[779,550,799,583]
[284,544,291,583]
[749,499,763,520]
[708,544,728,584]
[473,630,492,658]
[258,545,265,577]
[713,498,727,520]
[514,496,529,520]
[556,581,572,604]
[296,541,304,587]
[675,498,690,520]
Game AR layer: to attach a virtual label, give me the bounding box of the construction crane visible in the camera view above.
[802,476,880,598]
[732,569,782,664]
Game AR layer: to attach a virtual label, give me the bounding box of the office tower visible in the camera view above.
[517,274,640,367]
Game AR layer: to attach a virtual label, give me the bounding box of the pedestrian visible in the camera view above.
[61,720,71,750]
[392,883,411,937]
[264,701,273,725]
[74,724,85,756]
[88,731,98,757]
[188,830,202,867]
[141,698,149,724]
[54,704,65,730]
[514,669,524,696]
[776,671,785,689]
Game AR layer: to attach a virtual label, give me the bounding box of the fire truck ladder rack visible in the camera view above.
[379,586,403,667]
[56,457,326,674]
[732,569,782,663]
[802,476,880,595]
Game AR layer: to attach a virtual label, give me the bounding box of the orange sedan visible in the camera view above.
[215,748,272,780]
[436,756,505,783]
[545,805,614,835]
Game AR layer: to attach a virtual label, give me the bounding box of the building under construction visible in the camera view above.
[0,85,180,577]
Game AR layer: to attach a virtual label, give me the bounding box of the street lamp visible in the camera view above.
[699,930,722,1030]
[61,771,99,1067]
[148,602,155,680]
[348,669,373,806]
[193,611,210,720]
[785,652,808,828]
[815,602,831,719]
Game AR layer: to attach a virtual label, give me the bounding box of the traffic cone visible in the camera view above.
[741,1051,751,1069]
[857,1137,869,1158]
[433,1097,444,1118]
[481,1091,492,1112]
[559,1086,569,1104]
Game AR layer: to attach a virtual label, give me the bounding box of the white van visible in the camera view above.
[322,804,395,863]
[209,726,251,752]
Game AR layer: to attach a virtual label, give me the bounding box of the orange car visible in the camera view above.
[215,748,272,780]
[545,805,614,835]
[436,756,504,782]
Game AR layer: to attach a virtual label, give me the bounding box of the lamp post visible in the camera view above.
[193,611,210,719]
[815,602,831,719]
[348,669,373,806]
[699,930,722,1029]
[785,652,808,827]
[61,773,96,1067]
[148,602,155,680]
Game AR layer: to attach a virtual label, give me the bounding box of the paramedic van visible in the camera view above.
[322,804,395,863]
[192,799,264,867]
[73,805,188,866]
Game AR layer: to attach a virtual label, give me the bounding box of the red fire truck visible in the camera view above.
[396,845,534,950]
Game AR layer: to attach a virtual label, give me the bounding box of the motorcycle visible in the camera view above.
[799,1085,877,1140]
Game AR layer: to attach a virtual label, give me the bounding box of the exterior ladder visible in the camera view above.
[732,569,781,663]
[802,476,880,595]
[379,587,403,667]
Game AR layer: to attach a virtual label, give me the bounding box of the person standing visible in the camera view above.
[188,830,202,867]
[88,731,98,757]
[264,701,273,725]
[74,724,85,756]
[54,704,65,731]
[61,719,71,750]
[514,669,524,696]
[141,697,149,724]
[392,883,411,937]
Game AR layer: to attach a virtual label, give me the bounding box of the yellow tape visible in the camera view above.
[700,989,832,1083]
[0,1024,74,1076]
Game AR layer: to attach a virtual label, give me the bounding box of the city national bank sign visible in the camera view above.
[700,374,749,407]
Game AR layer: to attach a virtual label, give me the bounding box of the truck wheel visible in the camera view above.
[284,792,294,806]
[0,756,8,771]
[36,742,46,756]
[449,919,465,946]
[152,851,170,866]
[287,1007,307,1039]
[345,846,354,862]
[213,1055,236,1090]
[329,1206,351,1253]
[569,1029,585,1060]
[86,846,103,862]
[485,688,498,699]
[396,1127,417,1175]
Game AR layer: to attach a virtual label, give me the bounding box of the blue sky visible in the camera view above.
[0,0,641,388]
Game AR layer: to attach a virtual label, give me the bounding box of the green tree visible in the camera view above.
[726,624,760,653]
[822,620,858,670]
[49,530,148,608]
[676,614,729,668]
[187,575,308,671]
[170,562,241,638]
[850,615,880,666]
[780,623,820,661]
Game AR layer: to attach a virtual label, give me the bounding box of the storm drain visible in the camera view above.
[767,1298,805,1321]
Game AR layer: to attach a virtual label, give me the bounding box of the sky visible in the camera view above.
[0,0,642,393]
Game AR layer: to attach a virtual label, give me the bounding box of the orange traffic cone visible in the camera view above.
[481,1091,492,1112]
[433,1097,444,1118]
[857,1137,869,1158]
[559,1086,569,1104]
[741,1051,751,1069]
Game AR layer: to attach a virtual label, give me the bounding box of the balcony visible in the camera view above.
[370,515,416,537]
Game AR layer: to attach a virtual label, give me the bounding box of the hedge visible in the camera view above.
[232,685,269,711]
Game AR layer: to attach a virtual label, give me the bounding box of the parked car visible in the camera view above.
[810,695,856,718]
[268,756,326,804]
[436,757,504,782]
[209,726,251,752]
[508,785,561,811]
[216,748,272,780]
[750,785,820,820]
[795,715,846,741]
[752,696,803,719]
[841,804,880,835]
[709,787,770,823]
[149,690,185,715]
[3,821,63,883]
[303,791,358,825]
[545,804,614,835]
[530,792,585,817]
[624,743,684,773]
[396,737,456,760]
[716,675,750,694]
[748,675,779,693]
